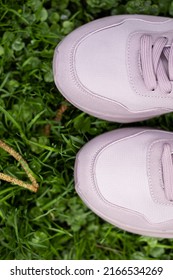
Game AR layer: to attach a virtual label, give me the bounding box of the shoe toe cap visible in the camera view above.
[75,128,173,237]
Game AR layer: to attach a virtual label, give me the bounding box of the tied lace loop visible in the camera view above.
[140,35,173,93]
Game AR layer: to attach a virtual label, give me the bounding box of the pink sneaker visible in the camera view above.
[53,14,173,123]
[75,128,173,237]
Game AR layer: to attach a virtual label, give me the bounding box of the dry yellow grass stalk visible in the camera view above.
[0,140,39,192]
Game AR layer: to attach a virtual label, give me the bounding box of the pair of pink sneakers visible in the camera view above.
[53,15,173,238]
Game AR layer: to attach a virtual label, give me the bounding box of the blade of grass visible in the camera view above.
[0,106,28,143]
[27,109,46,130]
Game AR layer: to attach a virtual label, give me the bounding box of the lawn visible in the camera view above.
[1,0,173,260]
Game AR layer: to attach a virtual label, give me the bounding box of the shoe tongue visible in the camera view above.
[161,144,173,201]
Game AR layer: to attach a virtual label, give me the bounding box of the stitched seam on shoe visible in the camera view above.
[81,130,173,225]
[90,130,147,205]
[68,33,169,113]
[56,25,171,115]
[68,17,132,103]
[90,132,173,207]
[69,26,125,105]
[88,132,159,225]
[147,139,173,206]
[68,23,162,105]
[69,28,173,115]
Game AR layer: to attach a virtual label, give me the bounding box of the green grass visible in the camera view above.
[1,0,173,260]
